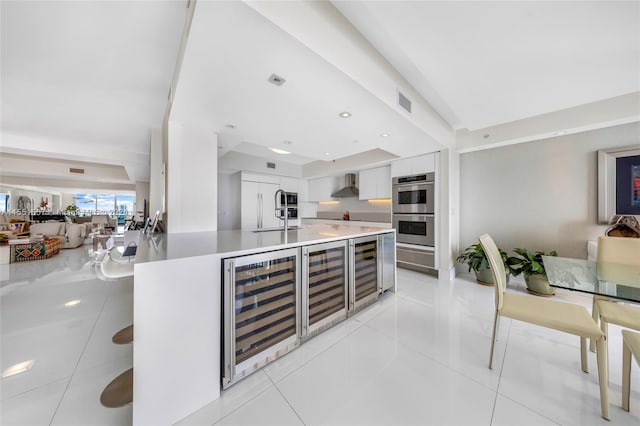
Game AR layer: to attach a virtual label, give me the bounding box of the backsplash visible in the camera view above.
[315,197,391,222]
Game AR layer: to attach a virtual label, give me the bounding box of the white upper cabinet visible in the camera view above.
[241,171,280,184]
[306,176,341,202]
[390,153,436,177]
[358,166,391,200]
[279,176,298,193]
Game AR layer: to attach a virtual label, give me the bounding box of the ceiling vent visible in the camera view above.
[267,162,276,169]
[69,167,85,174]
[268,74,286,86]
[398,90,412,114]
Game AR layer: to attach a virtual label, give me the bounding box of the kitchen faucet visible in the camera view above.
[274,189,288,241]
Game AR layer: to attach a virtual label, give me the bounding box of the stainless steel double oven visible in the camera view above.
[392,173,435,247]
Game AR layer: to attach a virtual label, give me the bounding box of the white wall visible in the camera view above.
[459,121,640,261]
[217,172,241,230]
[0,185,60,212]
[166,122,218,233]
[135,181,150,220]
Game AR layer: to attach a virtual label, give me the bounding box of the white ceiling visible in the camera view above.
[1,1,639,190]
[0,0,187,190]
[334,1,640,131]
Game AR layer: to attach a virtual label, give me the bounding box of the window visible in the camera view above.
[74,193,135,223]
[0,193,8,212]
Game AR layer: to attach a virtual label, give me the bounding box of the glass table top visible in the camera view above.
[542,256,640,303]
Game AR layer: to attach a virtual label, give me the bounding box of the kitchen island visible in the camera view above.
[132,224,395,425]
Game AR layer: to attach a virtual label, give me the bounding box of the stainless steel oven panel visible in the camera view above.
[396,245,435,272]
[392,182,434,214]
[393,214,435,246]
[280,192,298,206]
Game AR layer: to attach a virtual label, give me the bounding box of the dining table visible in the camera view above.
[542,255,640,303]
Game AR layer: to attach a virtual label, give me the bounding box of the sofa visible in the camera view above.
[29,221,86,249]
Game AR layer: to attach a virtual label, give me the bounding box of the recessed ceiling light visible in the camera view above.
[2,360,34,378]
[268,73,286,86]
[339,112,352,118]
[268,147,291,155]
[224,123,236,129]
[64,299,81,307]
[380,133,389,138]
[324,152,330,156]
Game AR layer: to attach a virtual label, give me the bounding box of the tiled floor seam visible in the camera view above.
[359,319,503,395]
[268,373,307,426]
[265,319,367,386]
[210,381,276,426]
[0,376,70,403]
[48,283,110,426]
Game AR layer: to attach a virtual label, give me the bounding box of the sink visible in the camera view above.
[252,226,303,233]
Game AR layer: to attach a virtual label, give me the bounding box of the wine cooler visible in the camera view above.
[222,247,300,389]
[349,236,379,314]
[301,241,348,340]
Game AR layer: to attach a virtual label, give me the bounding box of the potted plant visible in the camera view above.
[507,248,558,296]
[457,243,509,286]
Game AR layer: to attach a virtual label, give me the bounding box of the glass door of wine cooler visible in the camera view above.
[301,241,348,340]
[349,236,379,314]
[222,247,300,388]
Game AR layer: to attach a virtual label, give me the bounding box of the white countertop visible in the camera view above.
[135,224,393,264]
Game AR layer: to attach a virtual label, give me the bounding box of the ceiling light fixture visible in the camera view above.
[64,299,81,307]
[2,360,34,378]
[324,152,330,156]
[339,112,352,118]
[380,133,389,138]
[268,147,291,155]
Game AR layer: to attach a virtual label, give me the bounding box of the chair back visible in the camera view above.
[597,236,640,284]
[479,233,506,311]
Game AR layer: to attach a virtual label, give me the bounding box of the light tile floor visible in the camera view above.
[1,247,639,425]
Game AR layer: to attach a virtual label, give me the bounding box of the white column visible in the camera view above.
[166,121,218,233]
[148,128,163,221]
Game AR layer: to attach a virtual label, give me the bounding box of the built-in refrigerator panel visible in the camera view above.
[222,247,300,389]
[301,241,348,340]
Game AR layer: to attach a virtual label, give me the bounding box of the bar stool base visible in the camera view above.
[112,325,133,345]
[100,368,133,408]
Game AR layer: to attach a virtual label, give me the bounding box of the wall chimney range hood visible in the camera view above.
[331,173,359,197]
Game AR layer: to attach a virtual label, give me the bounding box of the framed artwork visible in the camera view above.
[10,222,26,233]
[598,144,640,223]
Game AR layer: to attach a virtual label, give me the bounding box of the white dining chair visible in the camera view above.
[590,236,640,354]
[622,329,640,412]
[479,233,609,419]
